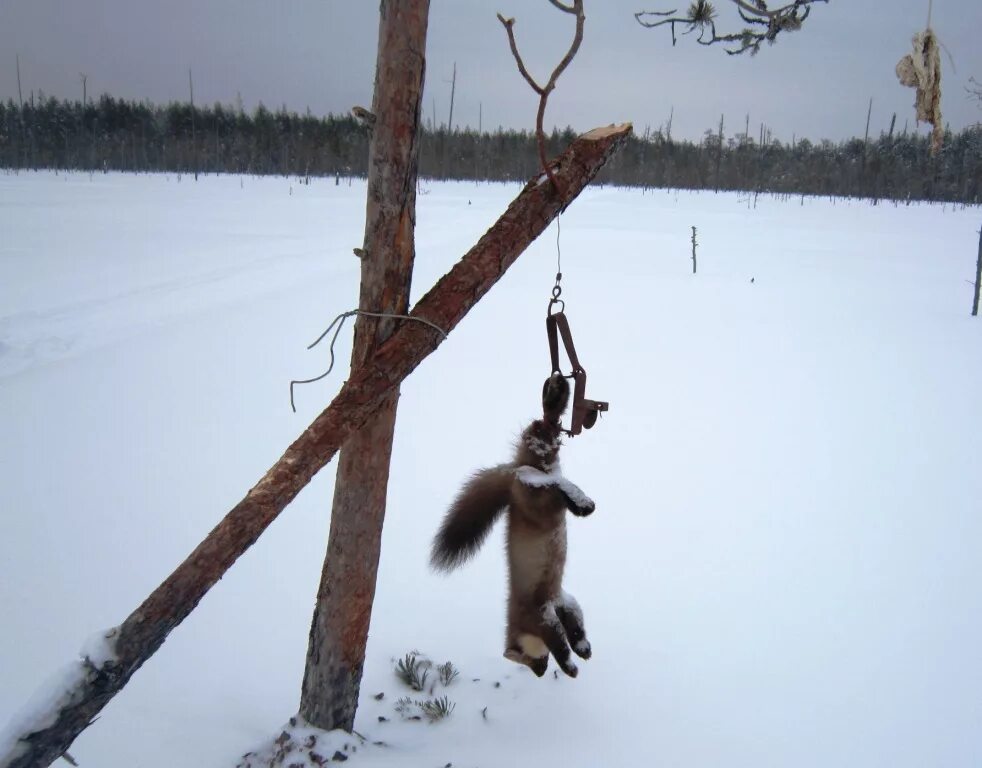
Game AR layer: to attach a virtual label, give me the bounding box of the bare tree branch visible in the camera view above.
[968,76,982,108]
[497,0,585,191]
[635,0,827,55]
[730,0,780,19]
[547,0,578,13]
[496,15,546,95]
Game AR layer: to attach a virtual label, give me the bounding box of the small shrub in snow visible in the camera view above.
[393,695,456,723]
[394,696,420,720]
[420,695,456,722]
[437,661,459,686]
[395,652,429,692]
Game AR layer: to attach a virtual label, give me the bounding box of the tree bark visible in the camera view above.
[0,121,631,768]
[298,0,428,733]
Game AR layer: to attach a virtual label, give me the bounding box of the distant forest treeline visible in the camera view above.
[2,94,981,204]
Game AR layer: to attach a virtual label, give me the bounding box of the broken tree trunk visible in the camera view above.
[299,0,428,733]
[0,121,631,768]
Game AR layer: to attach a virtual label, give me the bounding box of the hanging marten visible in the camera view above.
[430,374,595,678]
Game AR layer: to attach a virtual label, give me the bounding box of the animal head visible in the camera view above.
[517,419,563,470]
[513,375,568,469]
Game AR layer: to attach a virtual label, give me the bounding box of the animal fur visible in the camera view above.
[430,374,595,678]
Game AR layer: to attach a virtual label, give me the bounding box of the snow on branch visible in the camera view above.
[635,0,827,55]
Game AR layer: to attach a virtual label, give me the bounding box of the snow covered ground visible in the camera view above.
[1,170,980,767]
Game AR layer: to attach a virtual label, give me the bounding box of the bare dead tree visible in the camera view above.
[80,73,87,106]
[863,97,872,190]
[15,55,25,167]
[968,76,982,108]
[973,224,981,317]
[496,0,585,191]
[635,0,827,55]
[715,113,724,191]
[16,54,23,109]
[189,68,197,181]
[447,61,457,133]
[864,97,873,145]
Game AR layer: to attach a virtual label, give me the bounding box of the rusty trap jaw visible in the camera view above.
[546,299,609,437]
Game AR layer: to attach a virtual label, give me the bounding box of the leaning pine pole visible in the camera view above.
[0,122,632,768]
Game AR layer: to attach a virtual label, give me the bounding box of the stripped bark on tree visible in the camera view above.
[299,0,428,734]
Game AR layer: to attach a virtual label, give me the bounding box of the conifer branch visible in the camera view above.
[635,0,826,55]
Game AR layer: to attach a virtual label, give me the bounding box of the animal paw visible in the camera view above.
[530,656,549,677]
[572,638,592,660]
[572,498,595,517]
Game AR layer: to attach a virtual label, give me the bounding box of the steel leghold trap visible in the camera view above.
[546,297,609,437]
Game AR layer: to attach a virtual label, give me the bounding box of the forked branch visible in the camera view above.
[497,0,585,191]
[635,0,826,55]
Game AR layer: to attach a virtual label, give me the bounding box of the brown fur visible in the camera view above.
[430,375,594,678]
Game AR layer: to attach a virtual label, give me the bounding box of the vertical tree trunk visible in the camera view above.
[973,224,981,317]
[16,54,24,169]
[189,68,197,181]
[299,0,429,733]
[863,97,872,196]
[691,225,697,274]
[715,113,724,193]
[448,61,456,134]
[16,54,23,108]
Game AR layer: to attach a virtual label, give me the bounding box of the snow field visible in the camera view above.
[1,171,980,767]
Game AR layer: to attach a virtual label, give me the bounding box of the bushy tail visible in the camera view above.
[430,465,512,571]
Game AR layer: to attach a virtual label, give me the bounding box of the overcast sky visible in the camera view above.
[1,0,980,144]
